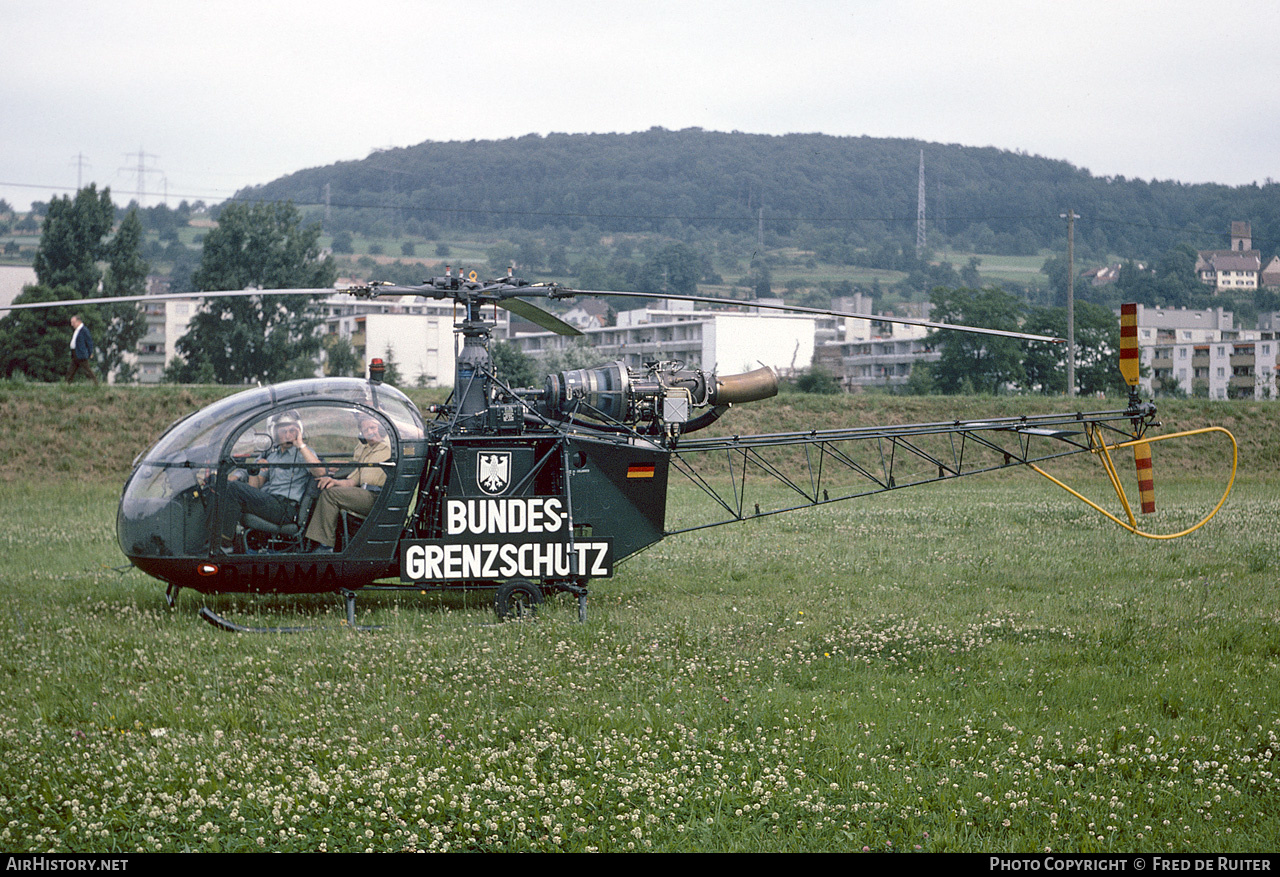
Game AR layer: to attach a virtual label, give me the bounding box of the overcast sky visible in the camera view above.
[5,0,1279,214]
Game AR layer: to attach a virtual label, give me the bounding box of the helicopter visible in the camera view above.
[4,275,1238,629]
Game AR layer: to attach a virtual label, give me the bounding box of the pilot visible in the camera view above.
[305,413,392,552]
[216,413,326,552]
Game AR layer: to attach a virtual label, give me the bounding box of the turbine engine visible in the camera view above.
[536,360,778,432]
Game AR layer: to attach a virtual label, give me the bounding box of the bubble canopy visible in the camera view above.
[118,378,426,560]
[140,378,424,468]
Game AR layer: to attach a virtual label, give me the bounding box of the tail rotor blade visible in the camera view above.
[1133,439,1156,514]
[1119,303,1141,388]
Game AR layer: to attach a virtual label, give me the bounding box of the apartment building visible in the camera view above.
[322,292,510,387]
[1132,303,1280,399]
[510,298,816,377]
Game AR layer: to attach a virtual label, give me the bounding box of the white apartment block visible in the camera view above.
[1130,304,1280,399]
[132,294,199,383]
[510,299,816,377]
[816,325,937,390]
[323,293,510,387]
[1150,338,1279,400]
[813,296,935,390]
[126,285,506,386]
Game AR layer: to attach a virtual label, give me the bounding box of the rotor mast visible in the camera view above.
[455,290,494,422]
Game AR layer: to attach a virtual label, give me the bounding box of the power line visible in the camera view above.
[0,179,230,203]
[0,179,1074,224]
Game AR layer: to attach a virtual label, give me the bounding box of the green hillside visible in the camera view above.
[241,128,1280,261]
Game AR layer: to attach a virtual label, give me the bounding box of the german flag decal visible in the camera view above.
[627,464,656,479]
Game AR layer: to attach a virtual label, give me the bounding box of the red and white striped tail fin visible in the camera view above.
[1120,303,1154,513]
[1119,303,1141,389]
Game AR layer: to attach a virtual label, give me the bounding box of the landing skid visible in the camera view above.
[187,580,591,630]
[197,589,378,633]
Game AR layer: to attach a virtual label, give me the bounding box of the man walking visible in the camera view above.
[66,315,98,384]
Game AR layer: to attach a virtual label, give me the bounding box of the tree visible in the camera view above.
[98,209,149,380]
[489,340,539,387]
[574,258,609,289]
[321,333,360,377]
[6,188,149,382]
[330,231,354,254]
[929,287,1026,395]
[903,360,938,396]
[1112,246,1207,309]
[486,242,520,276]
[33,185,113,294]
[379,344,403,385]
[537,338,604,374]
[793,366,842,394]
[0,285,77,380]
[1040,255,1090,307]
[1021,302,1125,396]
[1157,373,1187,399]
[173,202,336,384]
[746,255,772,299]
[638,243,700,297]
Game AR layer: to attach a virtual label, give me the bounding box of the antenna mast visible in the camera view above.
[916,150,926,258]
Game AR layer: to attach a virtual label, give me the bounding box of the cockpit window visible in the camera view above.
[120,378,419,559]
[227,406,398,468]
[370,391,425,441]
[136,379,424,469]
[144,386,274,467]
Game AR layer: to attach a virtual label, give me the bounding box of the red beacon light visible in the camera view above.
[368,358,386,384]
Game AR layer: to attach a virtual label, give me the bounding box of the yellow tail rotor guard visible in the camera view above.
[1028,426,1238,540]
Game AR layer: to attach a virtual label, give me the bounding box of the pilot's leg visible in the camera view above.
[218,481,293,548]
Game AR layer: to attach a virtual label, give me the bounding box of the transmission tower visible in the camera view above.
[121,147,163,206]
[69,153,92,190]
[916,150,926,257]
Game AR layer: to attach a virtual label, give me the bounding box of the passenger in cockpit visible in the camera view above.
[305,413,391,552]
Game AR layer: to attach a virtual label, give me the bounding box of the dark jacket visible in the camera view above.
[73,324,94,360]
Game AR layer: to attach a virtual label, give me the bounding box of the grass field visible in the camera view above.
[0,387,1276,852]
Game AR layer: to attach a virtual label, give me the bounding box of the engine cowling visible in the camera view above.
[538,361,777,427]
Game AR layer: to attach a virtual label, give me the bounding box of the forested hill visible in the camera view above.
[237,128,1280,259]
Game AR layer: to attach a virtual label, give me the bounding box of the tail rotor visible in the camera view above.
[1119,303,1156,514]
[1028,303,1236,538]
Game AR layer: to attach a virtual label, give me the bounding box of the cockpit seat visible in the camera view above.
[240,483,320,549]
[335,507,367,551]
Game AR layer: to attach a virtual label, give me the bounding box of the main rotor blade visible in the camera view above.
[0,287,337,312]
[498,297,584,336]
[555,288,1065,344]
[1,281,1062,344]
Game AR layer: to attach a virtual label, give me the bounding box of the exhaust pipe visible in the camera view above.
[711,366,778,405]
